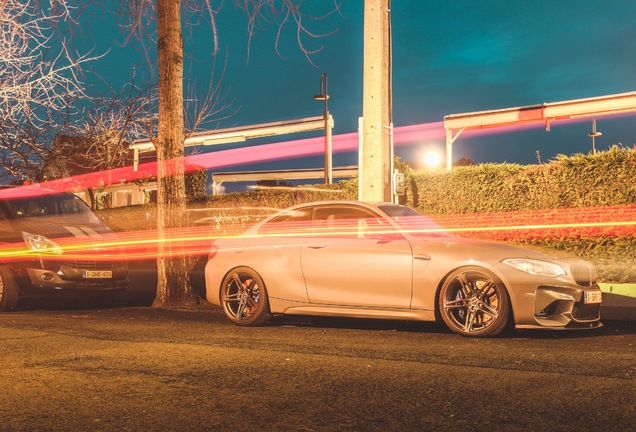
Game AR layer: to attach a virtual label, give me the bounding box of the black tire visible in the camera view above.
[0,266,19,312]
[220,266,271,326]
[438,266,511,337]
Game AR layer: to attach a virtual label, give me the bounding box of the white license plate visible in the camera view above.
[84,270,113,279]
[584,291,602,304]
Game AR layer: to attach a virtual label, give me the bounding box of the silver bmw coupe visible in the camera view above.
[204,201,602,337]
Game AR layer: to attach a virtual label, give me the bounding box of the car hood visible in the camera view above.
[11,217,112,240]
[412,235,576,262]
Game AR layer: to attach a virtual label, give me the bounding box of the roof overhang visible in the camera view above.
[444,90,636,132]
[442,90,636,170]
[130,116,331,153]
[212,165,358,183]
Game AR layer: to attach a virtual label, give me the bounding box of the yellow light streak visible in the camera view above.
[1,216,633,262]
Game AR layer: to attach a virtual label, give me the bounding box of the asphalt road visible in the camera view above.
[1,269,635,432]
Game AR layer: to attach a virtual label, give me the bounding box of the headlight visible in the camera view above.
[502,258,565,277]
[22,232,63,255]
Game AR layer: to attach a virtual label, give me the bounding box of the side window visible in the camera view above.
[313,206,386,238]
[60,197,83,215]
[0,205,12,233]
[258,208,312,235]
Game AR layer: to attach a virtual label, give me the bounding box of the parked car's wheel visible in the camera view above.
[0,266,19,312]
[439,266,511,337]
[220,266,271,326]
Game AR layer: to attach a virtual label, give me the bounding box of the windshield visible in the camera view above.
[378,204,450,237]
[3,193,102,226]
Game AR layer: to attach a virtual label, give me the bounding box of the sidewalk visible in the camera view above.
[599,283,636,321]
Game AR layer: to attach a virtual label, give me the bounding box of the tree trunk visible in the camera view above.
[153,0,198,308]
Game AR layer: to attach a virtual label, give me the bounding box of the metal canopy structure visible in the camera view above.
[443,90,636,169]
[211,166,358,195]
[129,115,333,171]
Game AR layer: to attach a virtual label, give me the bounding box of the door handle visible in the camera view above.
[307,244,326,249]
[414,254,431,260]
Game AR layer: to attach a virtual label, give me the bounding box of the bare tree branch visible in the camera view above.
[0,0,99,181]
[237,0,342,66]
[58,83,158,176]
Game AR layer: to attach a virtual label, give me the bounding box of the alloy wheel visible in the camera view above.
[439,267,510,337]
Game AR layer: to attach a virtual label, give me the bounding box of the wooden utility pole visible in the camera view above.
[360,0,392,202]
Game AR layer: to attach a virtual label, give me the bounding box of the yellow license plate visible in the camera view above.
[84,270,113,279]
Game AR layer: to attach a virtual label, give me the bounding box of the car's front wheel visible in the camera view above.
[220,266,271,326]
[0,266,19,312]
[438,266,511,337]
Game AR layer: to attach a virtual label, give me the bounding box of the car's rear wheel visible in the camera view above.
[439,266,510,337]
[220,266,271,326]
[0,266,19,312]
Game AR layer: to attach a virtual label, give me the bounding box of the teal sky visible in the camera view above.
[80,1,636,169]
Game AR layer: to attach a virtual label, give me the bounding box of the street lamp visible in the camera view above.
[314,73,333,184]
[588,119,601,155]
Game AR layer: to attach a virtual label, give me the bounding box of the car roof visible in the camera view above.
[284,200,394,210]
[0,184,68,201]
[254,200,401,226]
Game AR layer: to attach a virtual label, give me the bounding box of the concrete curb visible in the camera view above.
[599,283,636,322]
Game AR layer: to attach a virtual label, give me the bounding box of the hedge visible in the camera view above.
[405,145,636,213]
[97,146,636,282]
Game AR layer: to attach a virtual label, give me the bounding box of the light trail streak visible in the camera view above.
[0,122,447,200]
[1,205,633,264]
[430,204,636,240]
[0,226,236,262]
[0,116,627,201]
[0,121,632,265]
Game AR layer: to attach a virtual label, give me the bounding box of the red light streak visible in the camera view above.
[1,117,629,201]
[0,122,449,199]
[431,205,636,240]
[0,225,234,262]
[0,205,633,264]
[0,120,632,264]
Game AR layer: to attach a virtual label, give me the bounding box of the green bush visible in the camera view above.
[96,148,636,282]
[185,166,208,201]
[406,145,636,213]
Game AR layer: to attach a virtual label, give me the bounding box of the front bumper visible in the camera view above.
[525,284,602,329]
[492,261,603,330]
[12,259,128,295]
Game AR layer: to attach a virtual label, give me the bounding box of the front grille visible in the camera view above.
[570,264,597,286]
[572,302,600,321]
[43,259,118,272]
[66,261,116,271]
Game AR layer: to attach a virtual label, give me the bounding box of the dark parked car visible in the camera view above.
[0,185,128,311]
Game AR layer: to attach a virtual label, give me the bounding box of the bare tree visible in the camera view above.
[0,0,97,182]
[109,0,339,308]
[48,83,158,208]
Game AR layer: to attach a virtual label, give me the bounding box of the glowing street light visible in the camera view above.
[423,150,442,168]
[314,73,333,184]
